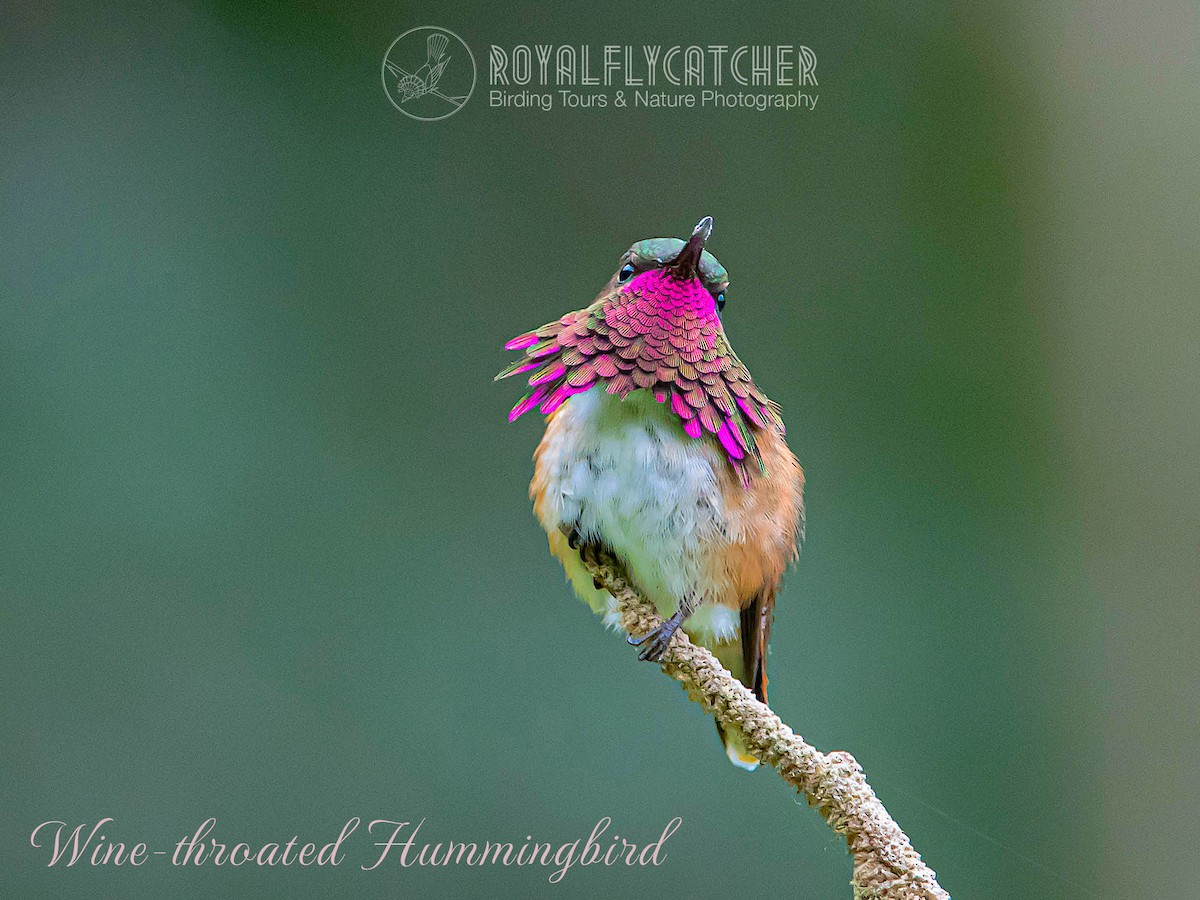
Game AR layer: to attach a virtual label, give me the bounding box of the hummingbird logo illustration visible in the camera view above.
[396,32,449,102]
[381,27,475,121]
[497,218,805,770]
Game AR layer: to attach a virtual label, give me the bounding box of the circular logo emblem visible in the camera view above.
[381,26,475,121]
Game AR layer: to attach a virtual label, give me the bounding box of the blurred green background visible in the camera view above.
[2,2,1197,898]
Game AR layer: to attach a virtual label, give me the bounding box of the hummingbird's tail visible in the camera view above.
[708,592,776,771]
[716,721,761,771]
[426,32,449,65]
[710,638,764,772]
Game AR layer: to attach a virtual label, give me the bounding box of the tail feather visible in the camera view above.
[709,634,764,772]
[715,721,761,771]
[426,32,449,63]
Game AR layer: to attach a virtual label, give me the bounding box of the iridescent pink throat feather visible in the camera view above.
[497,269,785,487]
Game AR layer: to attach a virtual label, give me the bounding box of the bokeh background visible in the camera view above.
[3,2,1197,898]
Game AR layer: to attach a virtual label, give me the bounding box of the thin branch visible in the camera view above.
[581,548,950,900]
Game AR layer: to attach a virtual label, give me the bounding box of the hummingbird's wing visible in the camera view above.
[426,58,449,92]
[497,287,785,487]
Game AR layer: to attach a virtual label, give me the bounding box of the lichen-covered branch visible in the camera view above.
[581,549,950,900]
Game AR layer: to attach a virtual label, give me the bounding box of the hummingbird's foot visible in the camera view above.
[567,530,612,590]
[565,526,582,550]
[579,542,608,589]
[628,610,685,663]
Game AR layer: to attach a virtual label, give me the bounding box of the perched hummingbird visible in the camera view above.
[496,217,804,770]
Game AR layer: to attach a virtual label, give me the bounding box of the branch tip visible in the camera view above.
[580,549,949,900]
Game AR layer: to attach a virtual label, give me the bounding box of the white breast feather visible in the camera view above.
[535,387,742,643]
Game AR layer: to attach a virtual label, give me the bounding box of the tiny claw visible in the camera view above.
[637,635,669,663]
[579,541,604,569]
[628,611,683,663]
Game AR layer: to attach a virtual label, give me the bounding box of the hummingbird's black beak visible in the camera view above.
[667,216,713,279]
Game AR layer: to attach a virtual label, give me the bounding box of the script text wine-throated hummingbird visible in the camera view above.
[496,217,804,769]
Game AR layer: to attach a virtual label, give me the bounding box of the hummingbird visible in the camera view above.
[397,32,450,102]
[496,217,804,770]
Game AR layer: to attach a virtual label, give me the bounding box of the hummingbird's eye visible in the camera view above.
[618,263,636,284]
[716,292,726,312]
